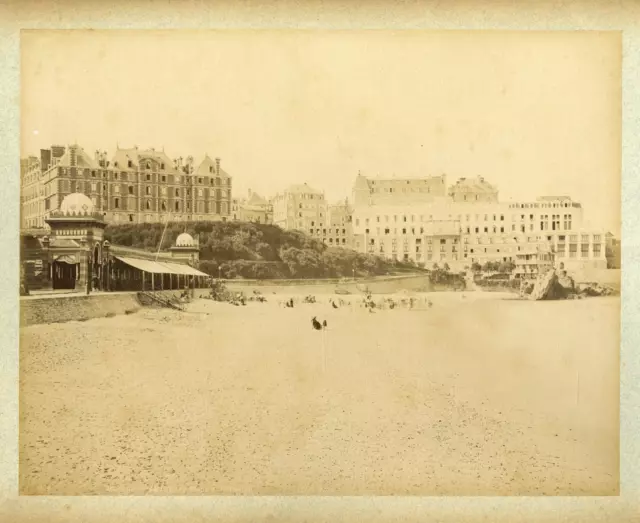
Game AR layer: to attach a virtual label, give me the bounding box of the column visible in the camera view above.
[77,250,89,291]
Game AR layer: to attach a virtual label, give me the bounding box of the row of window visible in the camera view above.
[369,186,435,194]
[65,180,231,199]
[508,201,577,209]
[55,168,231,186]
[110,213,230,223]
[109,197,229,213]
[358,212,576,226]
[309,228,349,235]
[361,219,574,235]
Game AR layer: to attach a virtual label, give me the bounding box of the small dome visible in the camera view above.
[176,232,195,247]
[60,193,94,215]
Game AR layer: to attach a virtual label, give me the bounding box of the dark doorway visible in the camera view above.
[52,259,77,290]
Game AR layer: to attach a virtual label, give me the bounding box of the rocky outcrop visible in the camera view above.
[556,271,575,293]
[577,282,616,297]
[529,270,568,301]
[526,269,616,301]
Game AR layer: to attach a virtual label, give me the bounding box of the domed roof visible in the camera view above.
[175,232,195,247]
[60,193,95,215]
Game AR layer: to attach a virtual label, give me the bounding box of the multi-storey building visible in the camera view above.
[231,190,273,224]
[272,183,355,248]
[325,199,354,248]
[20,144,233,228]
[352,175,610,272]
[352,172,448,207]
[272,182,327,236]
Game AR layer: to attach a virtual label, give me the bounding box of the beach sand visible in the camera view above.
[19,291,619,495]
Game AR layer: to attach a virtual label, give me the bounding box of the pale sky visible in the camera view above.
[21,30,621,233]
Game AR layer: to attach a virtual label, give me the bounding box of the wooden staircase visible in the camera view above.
[138,291,186,311]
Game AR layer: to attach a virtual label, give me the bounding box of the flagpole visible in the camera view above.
[156,210,171,262]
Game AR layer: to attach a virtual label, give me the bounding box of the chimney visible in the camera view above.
[215,157,220,175]
[40,149,51,173]
[69,145,77,167]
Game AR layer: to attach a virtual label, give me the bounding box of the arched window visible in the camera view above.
[146,161,151,170]
[161,201,166,211]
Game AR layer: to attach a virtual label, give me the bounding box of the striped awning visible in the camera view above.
[114,256,209,277]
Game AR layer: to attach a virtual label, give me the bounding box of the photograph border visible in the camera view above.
[1,1,638,521]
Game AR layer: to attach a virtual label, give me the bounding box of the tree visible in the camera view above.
[498,260,516,273]
[471,262,482,273]
[443,262,451,272]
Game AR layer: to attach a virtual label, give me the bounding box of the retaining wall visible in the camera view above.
[20,293,143,327]
[221,274,460,295]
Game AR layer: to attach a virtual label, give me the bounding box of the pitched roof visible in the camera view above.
[110,147,179,174]
[194,155,216,176]
[57,146,99,169]
[247,192,268,206]
[450,177,497,194]
[287,183,322,195]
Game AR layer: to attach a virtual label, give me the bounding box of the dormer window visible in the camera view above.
[146,161,151,170]
[127,160,132,168]
[114,162,118,168]
[160,163,165,170]
[210,166,213,173]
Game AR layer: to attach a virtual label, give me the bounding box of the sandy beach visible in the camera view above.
[19,291,619,495]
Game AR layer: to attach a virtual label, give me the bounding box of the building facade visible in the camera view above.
[272,182,327,236]
[325,199,354,248]
[20,144,233,229]
[232,190,273,224]
[352,172,448,207]
[272,183,355,248]
[21,192,208,293]
[352,175,609,272]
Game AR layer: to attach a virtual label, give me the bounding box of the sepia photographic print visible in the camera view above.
[18,28,621,498]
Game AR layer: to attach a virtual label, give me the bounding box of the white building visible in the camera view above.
[351,175,609,272]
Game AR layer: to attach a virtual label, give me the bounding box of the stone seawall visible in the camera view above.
[20,293,143,327]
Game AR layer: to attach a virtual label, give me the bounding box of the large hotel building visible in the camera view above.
[351,173,612,272]
[21,144,233,229]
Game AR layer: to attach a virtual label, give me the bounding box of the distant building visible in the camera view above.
[352,172,447,207]
[272,182,327,238]
[448,176,499,203]
[606,234,620,269]
[20,144,233,228]
[232,189,273,224]
[514,247,555,279]
[325,199,354,248]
